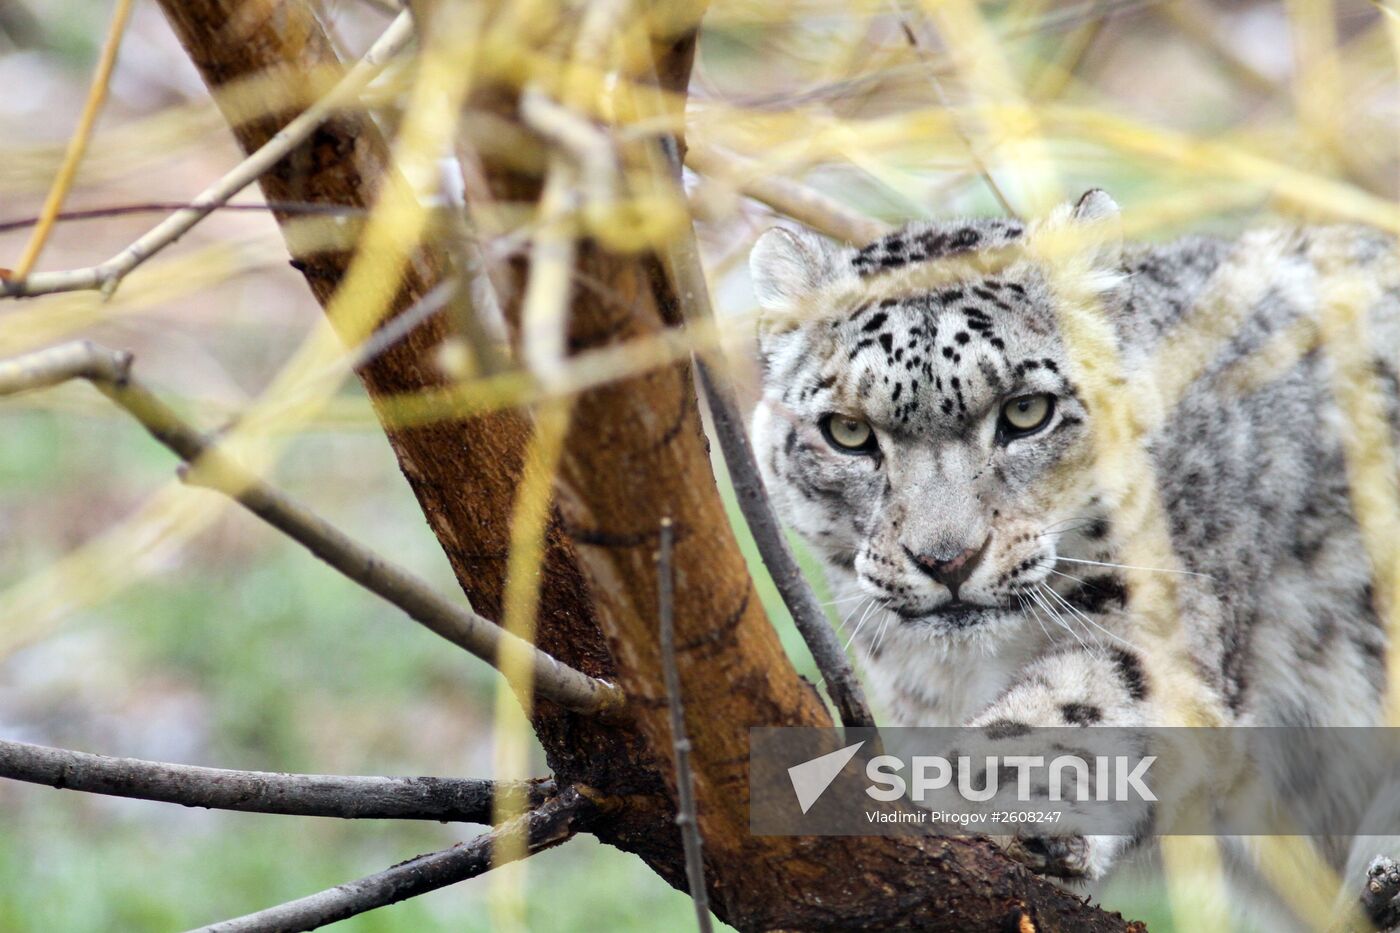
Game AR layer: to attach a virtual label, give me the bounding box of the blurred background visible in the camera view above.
[0,0,1395,929]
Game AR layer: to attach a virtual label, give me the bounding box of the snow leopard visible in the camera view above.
[748,190,1400,927]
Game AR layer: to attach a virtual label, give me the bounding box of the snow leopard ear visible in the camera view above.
[1031,189,1123,295]
[1072,188,1119,224]
[750,226,840,317]
[1069,188,1122,269]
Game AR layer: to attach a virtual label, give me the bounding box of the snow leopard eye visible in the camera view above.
[820,414,877,454]
[999,394,1054,437]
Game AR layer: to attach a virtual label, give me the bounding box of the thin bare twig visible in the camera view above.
[591,41,878,728]
[708,0,1163,111]
[431,180,514,378]
[10,0,134,280]
[689,360,876,728]
[0,341,624,715]
[186,789,589,933]
[523,87,621,214]
[891,1,1020,219]
[655,141,876,729]
[340,277,458,371]
[0,737,553,823]
[657,519,713,933]
[1,10,415,299]
[686,142,889,245]
[512,0,632,379]
[0,201,371,234]
[1022,0,1159,36]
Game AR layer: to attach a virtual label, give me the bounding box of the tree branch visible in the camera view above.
[657,519,713,933]
[0,201,371,234]
[685,142,889,245]
[0,341,623,715]
[186,790,589,933]
[0,10,414,299]
[0,738,552,823]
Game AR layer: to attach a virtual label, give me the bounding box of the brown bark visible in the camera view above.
[153,2,1146,929]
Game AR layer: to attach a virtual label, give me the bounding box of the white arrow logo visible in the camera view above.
[787,741,865,814]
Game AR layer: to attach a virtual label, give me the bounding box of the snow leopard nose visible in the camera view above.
[905,535,991,598]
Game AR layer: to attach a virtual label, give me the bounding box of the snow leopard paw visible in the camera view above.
[1364,856,1400,931]
[1004,835,1093,880]
[1001,833,1133,882]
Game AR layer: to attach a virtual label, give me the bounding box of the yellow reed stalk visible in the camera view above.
[358,293,737,431]
[10,0,134,281]
[1251,834,1358,931]
[488,0,635,921]
[913,0,1062,213]
[488,396,574,930]
[1380,0,1400,56]
[1159,836,1232,931]
[1284,0,1344,170]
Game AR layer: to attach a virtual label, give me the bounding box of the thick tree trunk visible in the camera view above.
[154,2,1145,929]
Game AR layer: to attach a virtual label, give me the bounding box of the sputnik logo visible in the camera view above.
[787,741,865,814]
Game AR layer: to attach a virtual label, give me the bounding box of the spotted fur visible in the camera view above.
[749,191,1400,919]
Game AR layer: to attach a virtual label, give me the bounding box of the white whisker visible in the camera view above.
[1041,515,1095,531]
[822,593,870,607]
[843,598,880,651]
[1035,526,1093,540]
[1039,582,1141,653]
[1045,566,1092,588]
[1027,584,1088,650]
[834,594,871,634]
[1057,556,1215,580]
[870,605,895,656]
[1036,582,1086,647]
[1016,591,1055,645]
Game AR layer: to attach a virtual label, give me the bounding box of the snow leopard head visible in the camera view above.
[750,191,1125,638]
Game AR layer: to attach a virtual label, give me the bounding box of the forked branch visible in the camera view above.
[0,11,414,298]
[0,341,623,715]
[0,738,552,823]
[187,789,589,933]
